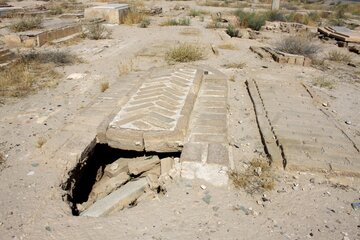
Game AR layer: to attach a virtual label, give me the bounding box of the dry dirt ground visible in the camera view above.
[0,0,360,239]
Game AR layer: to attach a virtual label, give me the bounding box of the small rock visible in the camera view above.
[202,193,211,204]
[254,167,262,176]
[45,226,51,232]
[27,171,35,176]
[322,102,328,107]
[146,174,159,190]
[351,202,360,210]
[309,178,315,184]
[200,185,207,190]
[345,121,352,125]
[160,157,174,176]
[76,203,85,212]
[128,156,160,175]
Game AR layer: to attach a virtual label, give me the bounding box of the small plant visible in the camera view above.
[0,51,74,98]
[161,18,191,26]
[223,62,246,69]
[139,19,150,28]
[165,43,204,63]
[218,43,237,50]
[122,11,145,25]
[235,10,266,31]
[49,5,64,15]
[226,24,239,38]
[275,34,321,57]
[100,82,109,92]
[118,60,134,76]
[188,9,208,17]
[0,152,5,171]
[312,77,335,89]
[85,23,111,40]
[327,50,352,62]
[265,10,286,22]
[229,158,275,194]
[22,51,75,66]
[36,137,47,148]
[10,17,42,32]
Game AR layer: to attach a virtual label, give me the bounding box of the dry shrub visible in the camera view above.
[85,23,112,40]
[188,9,208,17]
[312,77,335,89]
[180,28,201,36]
[275,34,321,57]
[0,51,75,98]
[100,82,109,92]
[0,152,5,171]
[165,43,205,63]
[218,43,237,50]
[229,158,275,194]
[161,18,190,26]
[118,60,134,76]
[36,137,47,148]
[10,17,42,32]
[122,11,145,25]
[327,50,352,62]
[223,62,246,69]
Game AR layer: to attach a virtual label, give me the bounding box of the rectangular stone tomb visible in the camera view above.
[105,67,203,152]
[250,46,311,66]
[84,4,129,24]
[3,24,82,47]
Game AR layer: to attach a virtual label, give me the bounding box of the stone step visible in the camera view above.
[81,178,147,217]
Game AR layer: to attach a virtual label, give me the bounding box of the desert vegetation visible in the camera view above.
[165,43,205,63]
[275,34,321,57]
[0,51,76,98]
[10,17,43,32]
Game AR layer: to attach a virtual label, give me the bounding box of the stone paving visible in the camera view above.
[106,67,203,152]
[247,79,360,176]
[180,66,230,186]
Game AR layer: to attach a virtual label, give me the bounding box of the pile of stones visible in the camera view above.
[78,155,179,216]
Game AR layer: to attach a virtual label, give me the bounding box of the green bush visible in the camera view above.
[139,19,150,28]
[235,10,266,31]
[265,10,286,22]
[161,18,190,26]
[226,24,239,37]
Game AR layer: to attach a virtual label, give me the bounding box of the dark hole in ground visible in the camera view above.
[62,143,181,216]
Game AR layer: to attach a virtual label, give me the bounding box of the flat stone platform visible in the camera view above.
[247,79,360,176]
[105,67,203,152]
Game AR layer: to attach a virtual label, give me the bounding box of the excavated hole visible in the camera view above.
[62,143,180,216]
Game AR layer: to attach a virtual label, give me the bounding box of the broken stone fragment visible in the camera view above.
[160,157,174,176]
[141,164,161,177]
[146,173,160,190]
[104,158,129,177]
[128,156,160,175]
[88,172,130,204]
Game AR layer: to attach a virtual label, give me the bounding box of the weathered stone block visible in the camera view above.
[104,158,129,177]
[146,173,159,190]
[84,4,129,24]
[106,127,144,151]
[180,143,204,162]
[89,172,130,203]
[161,157,174,175]
[81,178,147,217]
[128,156,160,175]
[207,143,229,164]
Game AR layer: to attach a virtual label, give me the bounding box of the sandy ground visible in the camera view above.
[1,0,360,239]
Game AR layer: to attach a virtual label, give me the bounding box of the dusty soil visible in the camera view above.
[0,0,360,239]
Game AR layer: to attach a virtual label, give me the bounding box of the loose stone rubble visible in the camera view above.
[79,154,179,217]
